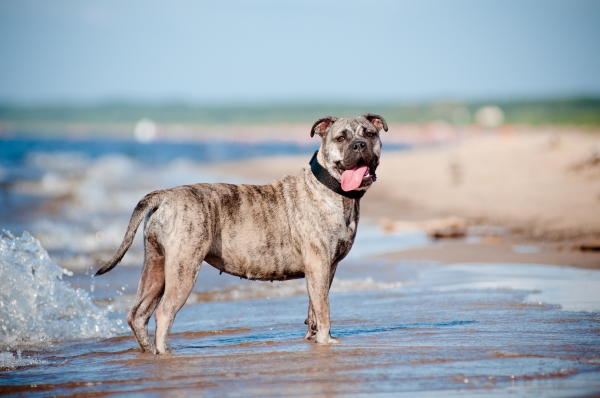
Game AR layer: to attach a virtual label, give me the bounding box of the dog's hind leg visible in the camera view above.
[154,244,206,354]
[304,298,316,340]
[127,234,165,353]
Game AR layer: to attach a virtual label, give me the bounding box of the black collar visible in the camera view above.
[309,150,365,200]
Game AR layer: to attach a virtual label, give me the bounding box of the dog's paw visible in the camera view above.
[139,343,157,354]
[321,336,340,344]
[314,333,340,344]
[155,346,172,355]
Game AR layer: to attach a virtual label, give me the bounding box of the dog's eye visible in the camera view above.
[337,136,345,142]
[367,132,375,138]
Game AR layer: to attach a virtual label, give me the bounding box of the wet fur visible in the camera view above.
[96,114,387,354]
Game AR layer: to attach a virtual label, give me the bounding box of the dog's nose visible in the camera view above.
[351,141,367,152]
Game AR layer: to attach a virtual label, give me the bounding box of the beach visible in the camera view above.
[1,127,600,396]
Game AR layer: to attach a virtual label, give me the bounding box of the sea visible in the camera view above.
[0,136,599,397]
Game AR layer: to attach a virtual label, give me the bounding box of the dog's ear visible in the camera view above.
[363,114,388,132]
[310,116,338,137]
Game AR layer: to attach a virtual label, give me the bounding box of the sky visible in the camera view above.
[0,0,599,105]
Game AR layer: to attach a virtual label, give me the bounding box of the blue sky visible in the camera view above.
[0,0,599,104]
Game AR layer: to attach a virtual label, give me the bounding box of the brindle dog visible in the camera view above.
[95,114,387,354]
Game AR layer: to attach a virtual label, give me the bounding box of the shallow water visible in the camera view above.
[0,138,599,396]
[2,246,599,397]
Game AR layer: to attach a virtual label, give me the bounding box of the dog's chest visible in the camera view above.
[330,199,360,260]
[341,210,357,238]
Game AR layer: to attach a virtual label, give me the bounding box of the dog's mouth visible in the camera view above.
[337,159,377,192]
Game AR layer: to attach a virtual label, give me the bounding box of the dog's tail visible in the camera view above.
[95,191,164,276]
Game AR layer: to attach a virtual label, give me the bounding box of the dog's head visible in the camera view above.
[311,114,387,192]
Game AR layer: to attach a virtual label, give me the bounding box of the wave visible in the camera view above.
[184,277,405,305]
[0,350,48,370]
[0,231,127,352]
[92,277,406,311]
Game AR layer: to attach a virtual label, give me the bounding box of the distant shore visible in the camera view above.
[2,98,600,129]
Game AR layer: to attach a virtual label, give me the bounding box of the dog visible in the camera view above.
[95,114,387,354]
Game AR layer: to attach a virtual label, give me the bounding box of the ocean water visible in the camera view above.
[0,137,599,397]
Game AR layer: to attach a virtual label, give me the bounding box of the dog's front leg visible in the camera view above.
[305,253,339,344]
[305,261,339,340]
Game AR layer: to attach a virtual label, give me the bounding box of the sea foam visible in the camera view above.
[0,230,126,350]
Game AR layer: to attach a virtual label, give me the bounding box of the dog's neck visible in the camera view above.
[309,151,365,200]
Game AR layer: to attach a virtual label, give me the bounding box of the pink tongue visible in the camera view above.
[341,165,369,192]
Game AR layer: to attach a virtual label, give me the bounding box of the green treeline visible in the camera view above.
[1,98,599,126]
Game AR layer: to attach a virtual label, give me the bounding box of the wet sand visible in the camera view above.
[376,239,600,269]
[2,256,600,397]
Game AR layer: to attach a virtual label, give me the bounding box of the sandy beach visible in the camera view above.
[208,126,600,269]
[2,127,600,396]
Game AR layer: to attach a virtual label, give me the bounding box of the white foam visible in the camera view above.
[26,152,91,178]
[0,231,127,350]
[184,277,404,305]
[32,219,133,254]
[417,263,600,312]
[331,277,405,292]
[0,350,48,370]
[12,152,244,271]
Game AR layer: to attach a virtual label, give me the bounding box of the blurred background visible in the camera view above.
[1,0,599,132]
[0,0,599,268]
